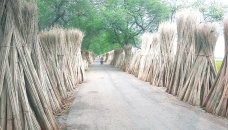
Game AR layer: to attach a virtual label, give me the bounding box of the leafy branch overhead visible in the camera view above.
[38,0,227,55]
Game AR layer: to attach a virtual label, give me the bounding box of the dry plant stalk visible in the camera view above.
[0,0,60,129]
[110,48,124,68]
[106,50,114,64]
[203,19,228,117]
[149,34,161,85]
[40,28,85,93]
[85,50,94,64]
[137,33,161,83]
[123,45,133,72]
[82,51,89,71]
[167,11,200,95]
[178,23,218,106]
[138,33,153,81]
[105,53,109,62]
[157,22,176,87]
[128,51,141,77]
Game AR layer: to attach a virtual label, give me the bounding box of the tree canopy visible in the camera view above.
[38,0,170,55]
[38,0,227,55]
[167,0,227,23]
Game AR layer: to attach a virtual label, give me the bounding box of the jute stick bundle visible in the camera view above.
[40,28,85,93]
[106,50,114,64]
[82,51,89,71]
[203,19,228,117]
[167,11,200,95]
[105,53,109,62]
[157,22,176,87]
[66,29,85,85]
[128,51,141,77]
[123,45,133,72]
[116,52,125,68]
[179,23,218,106]
[85,50,94,64]
[0,0,59,129]
[40,28,73,92]
[149,34,161,85]
[138,33,153,81]
[110,48,124,67]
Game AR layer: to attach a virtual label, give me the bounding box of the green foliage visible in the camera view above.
[37,0,170,55]
[100,0,170,46]
[192,0,226,22]
[166,0,227,23]
[89,33,122,55]
[216,60,222,71]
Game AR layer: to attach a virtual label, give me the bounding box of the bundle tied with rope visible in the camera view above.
[110,48,124,68]
[157,22,176,87]
[178,23,218,106]
[106,50,114,64]
[128,50,141,77]
[85,50,94,64]
[0,0,59,129]
[82,50,89,71]
[149,33,161,85]
[203,19,228,118]
[105,52,109,62]
[138,33,153,81]
[122,45,133,72]
[39,27,85,92]
[167,10,200,96]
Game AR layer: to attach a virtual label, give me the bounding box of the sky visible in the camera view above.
[215,34,225,59]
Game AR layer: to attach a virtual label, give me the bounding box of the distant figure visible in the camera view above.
[100,56,104,65]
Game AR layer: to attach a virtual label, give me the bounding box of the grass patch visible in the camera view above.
[216,60,222,71]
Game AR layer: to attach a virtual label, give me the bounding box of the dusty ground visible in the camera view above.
[57,89,78,129]
[63,60,228,130]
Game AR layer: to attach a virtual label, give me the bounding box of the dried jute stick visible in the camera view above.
[203,19,228,118]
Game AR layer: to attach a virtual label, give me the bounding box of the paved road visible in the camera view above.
[66,60,228,130]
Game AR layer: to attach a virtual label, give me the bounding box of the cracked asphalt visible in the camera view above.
[66,60,228,130]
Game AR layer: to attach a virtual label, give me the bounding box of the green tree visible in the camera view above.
[37,0,170,55]
[99,0,170,47]
[38,0,107,54]
[192,0,226,22]
[166,0,227,23]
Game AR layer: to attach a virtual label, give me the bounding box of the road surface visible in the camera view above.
[66,60,228,130]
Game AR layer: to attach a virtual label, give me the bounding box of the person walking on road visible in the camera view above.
[100,56,104,65]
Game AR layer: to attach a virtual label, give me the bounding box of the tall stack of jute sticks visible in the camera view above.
[39,27,85,92]
[85,50,94,64]
[128,50,141,77]
[123,45,133,72]
[0,0,59,129]
[105,50,114,64]
[110,48,124,68]
[0,0,85,129]
[108,45,133,70]
[137,33,161,82]
[157,22,176,87]
[137,33,153,81]
[149,34,161,85]
[178,23,218,106]
[129,22,175,83]
[104,52,109,62]
[82,50,94,70]
[82,51,89,71]
[167,11,200,96]
[203,19,228,117]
